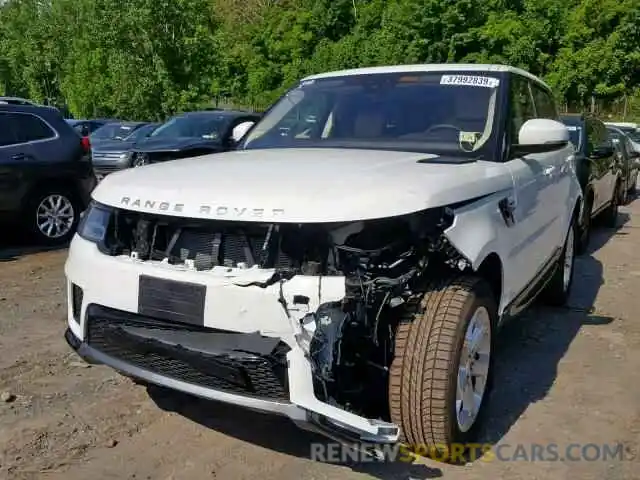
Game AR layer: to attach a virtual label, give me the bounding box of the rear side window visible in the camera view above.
[10,113,57,143]
[0,113,17,146]
[531,84,558,119]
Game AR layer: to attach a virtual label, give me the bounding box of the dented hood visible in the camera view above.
[92,148,513,222]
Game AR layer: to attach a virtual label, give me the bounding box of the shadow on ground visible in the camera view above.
[0,231,68,263]
[145,212,627,478]
[478,211,626,448]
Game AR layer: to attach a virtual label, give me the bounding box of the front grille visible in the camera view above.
[86,306,290,401]
[92,151,129,162]
[94,164,124,175]
[103,212,297,270]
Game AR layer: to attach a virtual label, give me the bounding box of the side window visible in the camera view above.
[585,119,596,155]
[592,120,613,152]
[0,113,17,147]
[509,75,536,142]
[11,113,56,143]
[531,84,558,119]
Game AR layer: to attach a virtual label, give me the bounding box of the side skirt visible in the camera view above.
[498,246,562,326]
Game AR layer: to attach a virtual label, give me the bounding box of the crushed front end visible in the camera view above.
[65,201,466,444]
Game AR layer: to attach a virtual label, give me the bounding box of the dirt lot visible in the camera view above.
[1,201,640,480]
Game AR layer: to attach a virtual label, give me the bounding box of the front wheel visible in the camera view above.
[389,276,496,461]
[541,216,576,306]
[26,189,80,245]
[602,183,620,228]
[576,196,592,255]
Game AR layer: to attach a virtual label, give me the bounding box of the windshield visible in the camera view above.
[123,123,157,141]
[241,71,501,157]
[627,130,640,143]
[91,123,141,141]
[150,115,227,140]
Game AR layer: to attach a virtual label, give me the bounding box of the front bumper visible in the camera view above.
[64,236,400,445]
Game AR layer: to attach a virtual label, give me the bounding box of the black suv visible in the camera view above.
[0,104,96,244]
[561,114,620,252]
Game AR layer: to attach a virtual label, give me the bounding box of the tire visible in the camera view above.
[629,177,637,195]
[619,179,629,205]
[602,182,620,228]
[541,215,577,306]
[576,195,592,255]
[26,188,81,245]
[388,276,496,462]
[132,152,149,167]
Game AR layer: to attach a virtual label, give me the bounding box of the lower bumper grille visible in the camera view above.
[86,305,290,401]
[94,164,125,175]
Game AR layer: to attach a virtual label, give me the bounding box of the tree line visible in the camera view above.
[1,0,640,121]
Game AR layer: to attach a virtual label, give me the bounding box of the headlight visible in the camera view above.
[77,201,112,243]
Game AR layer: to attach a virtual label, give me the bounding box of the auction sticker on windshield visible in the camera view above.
[440,75,500,88]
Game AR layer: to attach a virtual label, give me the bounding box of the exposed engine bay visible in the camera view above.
[97,206,469,421]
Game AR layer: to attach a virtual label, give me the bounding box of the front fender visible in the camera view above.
[443,190,510,312]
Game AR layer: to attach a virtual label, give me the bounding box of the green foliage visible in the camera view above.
[1,0,639,119]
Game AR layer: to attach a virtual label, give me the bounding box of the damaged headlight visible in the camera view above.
[77,201,112,243]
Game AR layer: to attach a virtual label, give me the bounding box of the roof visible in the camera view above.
[605,121,638,128]
[302,63,551,90]
[560,114,584,125]
[0,103,61,116]
[0,96,37,105]
[179,110,259,118]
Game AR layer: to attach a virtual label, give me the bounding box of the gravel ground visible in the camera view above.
[1,200,639,480]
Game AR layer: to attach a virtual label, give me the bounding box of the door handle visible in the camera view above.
[543,166,556,176]
[11,153,27,161]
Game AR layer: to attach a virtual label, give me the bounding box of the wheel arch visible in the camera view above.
[22,177,82,211]
[474,252,503,319]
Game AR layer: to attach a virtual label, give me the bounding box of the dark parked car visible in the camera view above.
[66,119,117,137]
[0,104,96,244]
[130,110,260,167]
[90,121,150,145]
[606,126,640,203]
[91,123,160,180]
[561,114,620,251]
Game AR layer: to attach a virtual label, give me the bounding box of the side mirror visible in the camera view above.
[231,121,256,144]
[511,119,570,157]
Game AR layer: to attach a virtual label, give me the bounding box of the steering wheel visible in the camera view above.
[423,124,462,135]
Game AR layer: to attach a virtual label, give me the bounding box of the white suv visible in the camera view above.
[64,64,582,458]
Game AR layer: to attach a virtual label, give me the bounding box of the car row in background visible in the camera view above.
[91,109,260,181]
[606,121,640,152]
[560,115,640,253]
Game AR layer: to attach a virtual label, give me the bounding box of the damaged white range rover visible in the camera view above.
[65,64,582,455]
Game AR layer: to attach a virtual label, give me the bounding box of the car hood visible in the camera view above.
[133,136,220,152]
[92,140,136,153]
[93,148,513,223]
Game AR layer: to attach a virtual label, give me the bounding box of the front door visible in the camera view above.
[501,74,558,307]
